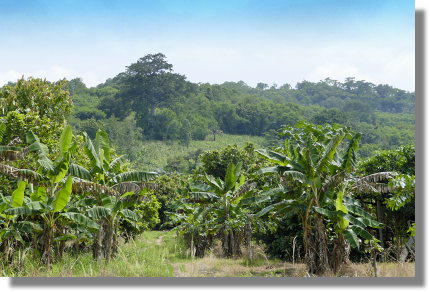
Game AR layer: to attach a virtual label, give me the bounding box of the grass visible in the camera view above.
[0,231,415,277]
[135,134,266,171]
[1,231,182,277]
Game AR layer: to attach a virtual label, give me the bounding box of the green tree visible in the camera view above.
[114,53,195,138]
[0,78,72,147]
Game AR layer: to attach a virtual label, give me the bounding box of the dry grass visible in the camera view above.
[173,252,307,277]
[345,262,415,277]
[173,254,415,277]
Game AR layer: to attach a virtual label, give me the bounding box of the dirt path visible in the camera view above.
[155,235,164,245]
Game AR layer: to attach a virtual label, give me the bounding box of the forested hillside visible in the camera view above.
[66,54,415,167]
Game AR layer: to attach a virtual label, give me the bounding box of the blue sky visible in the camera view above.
[0,0,415,90]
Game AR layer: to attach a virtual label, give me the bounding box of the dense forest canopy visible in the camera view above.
[64,54,414,163]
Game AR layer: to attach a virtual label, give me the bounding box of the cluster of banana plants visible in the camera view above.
[254,122,391,275]
[0,126,159,267]
[167,162,257,258]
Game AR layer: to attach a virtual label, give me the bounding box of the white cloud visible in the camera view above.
[0,65,76,85]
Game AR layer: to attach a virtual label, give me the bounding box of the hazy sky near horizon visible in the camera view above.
[0,0,415,91]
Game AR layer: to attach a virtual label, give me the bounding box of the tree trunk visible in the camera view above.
[1,238,13,264]
[42,224,54,267]
[372,249,379,277]
[399,236,415,262]
[245,216,253,261]
[330,233,351,273]
[304,215,330,275]
[92,224,103,261]
[112,229,119,257]
[103,221,114,260]
[376,200,386,261]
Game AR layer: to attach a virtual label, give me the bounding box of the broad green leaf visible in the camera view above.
[109,155,126,171]
[283,171,308,184]
[101,195,116,209]
[61,212,99,229]
[37,156,55,173]
[68,163,92,180]
[59,125,73,155]
[316,131,345,173]
[224,163,238,191]
[52,176,73,212]
[344,228,360,249]
[95,129,111,166]
[204,175,222,190]
[254,201,289,217]
[53,154,70,183]
[13,221,43,233]
[351,225,374,241]
[119,191,135,198]
[343,213,366,229]
[0,146,22,152]
[30,187,47,201]
[314,206,338,219]
[345,204,374,220]
[54,234,77,241]
[25,131,39,144]
[335,190,349,230]
[119,209,141,222]
[255,149,289,166]
[87,206,111,220]
[83,132,102,171]
[4,206,39,216]
[11,181,26,207]
[255,166,280,175]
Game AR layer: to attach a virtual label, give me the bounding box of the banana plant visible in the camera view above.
[86,193,141,260]
[255,122,362,275]
[68,129,158,260]
[189,162,255,257]
[0,125,98,266]
[314,182,383,272]
[165,199,214,258]
[4,179,99,266]
[0,180,43,263]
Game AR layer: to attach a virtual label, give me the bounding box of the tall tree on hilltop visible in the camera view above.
[110,53,195,138]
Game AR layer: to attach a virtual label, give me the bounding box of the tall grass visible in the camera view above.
[0,231,183,277]
[0,231,415,277]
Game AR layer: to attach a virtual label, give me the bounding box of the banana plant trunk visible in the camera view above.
[92,221,104,261]
[330,233,351,273]
[304,214,330,275]
[1,238,13,264]
[103,220,115,260]
[42,224,54,267]
[245,216,253,261]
